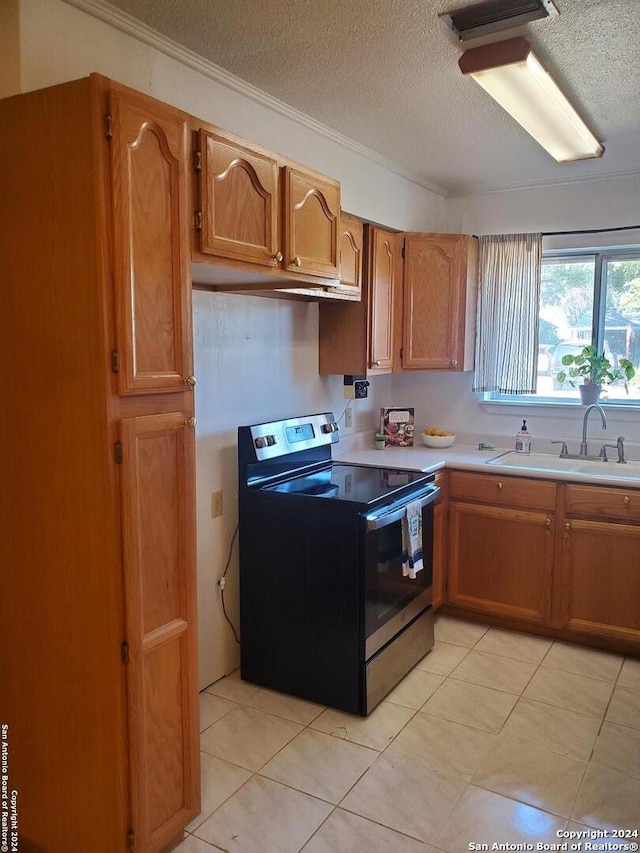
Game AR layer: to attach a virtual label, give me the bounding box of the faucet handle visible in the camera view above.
[600,443,618,462]
[551,441,568,457]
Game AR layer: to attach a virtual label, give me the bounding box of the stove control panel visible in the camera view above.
[246,413,339,461]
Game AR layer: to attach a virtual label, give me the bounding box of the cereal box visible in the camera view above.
[380,407,415,447]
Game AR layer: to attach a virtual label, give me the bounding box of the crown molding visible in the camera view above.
[454,167,640,197]
[62,0,449,197]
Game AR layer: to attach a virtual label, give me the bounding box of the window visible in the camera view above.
[488,247,640,404]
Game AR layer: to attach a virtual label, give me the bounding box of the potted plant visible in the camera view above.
[555,344,635,404]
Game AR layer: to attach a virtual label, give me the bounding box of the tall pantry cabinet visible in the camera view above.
[0,75,199,853]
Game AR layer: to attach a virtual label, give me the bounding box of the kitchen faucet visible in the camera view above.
[580,404,607,456]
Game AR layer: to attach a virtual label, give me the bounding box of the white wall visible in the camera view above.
[15,0,444,685]
[445,173,640,237]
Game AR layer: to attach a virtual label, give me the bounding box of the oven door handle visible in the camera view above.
[365,485,440,531]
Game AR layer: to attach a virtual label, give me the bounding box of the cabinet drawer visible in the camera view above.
[449,471,556,511]
[565,484,640,523]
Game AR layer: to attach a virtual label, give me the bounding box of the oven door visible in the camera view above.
[364,485,439,659]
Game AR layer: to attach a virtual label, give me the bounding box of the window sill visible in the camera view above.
[481,396,640,419]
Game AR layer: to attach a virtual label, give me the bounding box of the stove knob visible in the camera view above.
[321,424,332,433]
[266,435,277,446]
[254,437,266,449]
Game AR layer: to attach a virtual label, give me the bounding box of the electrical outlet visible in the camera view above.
[344,407,353,428]
[211,490,223,518]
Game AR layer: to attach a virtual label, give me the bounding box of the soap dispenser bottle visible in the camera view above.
[515,420,531,454]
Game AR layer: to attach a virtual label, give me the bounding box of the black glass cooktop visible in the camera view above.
[260,464,433,506]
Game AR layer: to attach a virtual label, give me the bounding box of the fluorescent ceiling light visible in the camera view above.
[459,37,604,162]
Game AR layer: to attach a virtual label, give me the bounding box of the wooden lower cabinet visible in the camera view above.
[432,472,448,611]
[448,501,554,623]
[556,484,640,643]
[558,519,640,642]
[446,472,555,623]
[444,472,640,652]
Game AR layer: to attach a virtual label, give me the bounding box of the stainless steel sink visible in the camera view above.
[486,451,640,480]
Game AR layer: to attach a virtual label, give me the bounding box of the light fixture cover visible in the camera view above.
[459,37,604,162]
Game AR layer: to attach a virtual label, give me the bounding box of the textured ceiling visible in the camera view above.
[103,0,640,194]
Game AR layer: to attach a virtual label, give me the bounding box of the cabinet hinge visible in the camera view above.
[126,828,135,849]
[193,150,202,171]
[111,350,120,373]
[104,114,113,140]
[194,210,203,232]
[400,347,403,360]
[114,442,123,465]
[401,244,405,259]
[121,641,129,664]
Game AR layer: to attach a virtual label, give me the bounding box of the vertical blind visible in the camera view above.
[473,232,542,394]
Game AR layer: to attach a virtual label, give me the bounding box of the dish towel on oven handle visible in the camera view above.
[401,499,423,579]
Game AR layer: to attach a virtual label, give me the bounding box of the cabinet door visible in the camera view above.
[120,412,199,852]
[283,166,340,279]
[448,502,554,624]
[199,129,280,267]
[403,234,469,370]
[558,519,640,643]
[368,227,398,373]
[110,88,192,395]
[328,213,363,297]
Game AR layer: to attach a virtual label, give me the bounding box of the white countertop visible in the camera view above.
[334,442,640,489]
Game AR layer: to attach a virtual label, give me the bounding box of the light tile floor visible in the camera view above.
[176,617,640,853]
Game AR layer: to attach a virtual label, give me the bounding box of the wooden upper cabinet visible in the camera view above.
[369,227,399,373]
[328,213,363,297]
[198,129,280,266]
[109,87,193,395]
[402,234,478,371]
[317,223,397,375]
[283,166,340,279]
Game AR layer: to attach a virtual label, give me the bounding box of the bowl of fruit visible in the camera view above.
[421,427,456,448]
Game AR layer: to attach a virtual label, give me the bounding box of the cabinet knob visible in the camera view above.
[185,416,197,428]
[545,518,551,533]
[292,256,302,267]
[373,360,382,367]
[564,520,571,538]
[184,375,196,387]
[273,251,283,262]
[451,359,458,367]
[624,495,630,506]
[497,481,503,490]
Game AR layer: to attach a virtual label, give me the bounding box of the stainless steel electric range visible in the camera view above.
[237,412,439,716]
